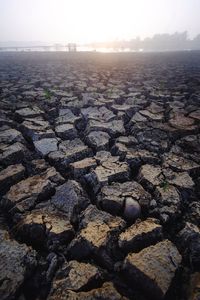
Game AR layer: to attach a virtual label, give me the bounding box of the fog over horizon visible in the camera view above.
[0,0,200,46]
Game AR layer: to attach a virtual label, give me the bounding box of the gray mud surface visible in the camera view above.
[0,51,200,300]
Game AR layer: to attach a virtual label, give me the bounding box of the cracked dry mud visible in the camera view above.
[0,51,200,300]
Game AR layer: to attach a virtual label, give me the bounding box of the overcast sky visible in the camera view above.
[0,0,199,43]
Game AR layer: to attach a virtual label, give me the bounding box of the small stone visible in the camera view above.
[123,198,141,222]
[97,181,150,219]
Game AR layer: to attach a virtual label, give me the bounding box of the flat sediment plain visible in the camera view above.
[0,51,200,300]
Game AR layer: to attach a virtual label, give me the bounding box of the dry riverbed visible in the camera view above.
[0,51,200,300]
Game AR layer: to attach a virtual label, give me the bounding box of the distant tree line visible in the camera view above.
[89,32,200,51]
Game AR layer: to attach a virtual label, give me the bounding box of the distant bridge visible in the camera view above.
[0,44,77,52]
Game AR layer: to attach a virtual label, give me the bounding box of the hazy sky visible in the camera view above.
[0,0,199,43]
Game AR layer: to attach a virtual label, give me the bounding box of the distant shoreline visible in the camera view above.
[0,47,200,53]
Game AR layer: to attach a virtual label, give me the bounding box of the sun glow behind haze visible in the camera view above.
[0,0,200,43]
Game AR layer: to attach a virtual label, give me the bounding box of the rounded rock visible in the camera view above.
[123,197,141,222]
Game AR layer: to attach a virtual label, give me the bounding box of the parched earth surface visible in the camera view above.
[0,51,200,300]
